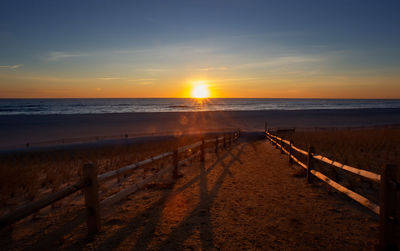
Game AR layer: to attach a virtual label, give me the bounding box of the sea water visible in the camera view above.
[0,98,399,115]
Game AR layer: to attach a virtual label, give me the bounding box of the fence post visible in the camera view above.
[0,224,13,247]
[289,140,293,165]
[173,149,179,179]
[223,135,226,149]
[201,138,205,163]
[82,163,100,235]
[307,146,314,183]
[379,164,398,250]
[215,136,219,154]
[280,138,284,154]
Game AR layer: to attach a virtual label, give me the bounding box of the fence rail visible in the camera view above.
[0,131,240,235]
[266,130,381,211]
[0,180,85,226]
[312,154,381,183]
[266,131,381,183]
[265,128,399,249]
[14,128,238,150]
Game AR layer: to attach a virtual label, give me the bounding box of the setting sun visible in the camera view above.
[191,82,210,98]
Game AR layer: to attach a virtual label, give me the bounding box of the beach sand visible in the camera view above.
[3,133,379,250]
[1,108,400,148]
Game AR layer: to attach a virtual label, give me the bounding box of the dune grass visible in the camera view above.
[0,134,207,212]
[283,128,400,173]
[276,127,400,203]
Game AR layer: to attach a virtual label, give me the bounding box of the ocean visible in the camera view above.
[0,98,399,115]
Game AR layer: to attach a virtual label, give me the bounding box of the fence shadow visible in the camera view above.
[27,211,86,250]
[158,143,246,250]
[63,142,246,250]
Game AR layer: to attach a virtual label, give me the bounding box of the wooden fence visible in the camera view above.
[265,129,399,250]
[18,128,238,149]
[0,131,240,236]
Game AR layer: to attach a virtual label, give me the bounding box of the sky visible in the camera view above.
[0,0,399,98]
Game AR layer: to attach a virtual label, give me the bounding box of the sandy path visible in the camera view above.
[44,134,378,250]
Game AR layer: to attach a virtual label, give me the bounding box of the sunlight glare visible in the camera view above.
[191,81,210,99]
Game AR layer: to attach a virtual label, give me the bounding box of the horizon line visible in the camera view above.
[1,97,400,100]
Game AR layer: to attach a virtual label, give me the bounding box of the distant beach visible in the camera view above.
[1,108,400,149]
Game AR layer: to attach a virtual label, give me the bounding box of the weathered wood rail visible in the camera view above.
[20,128,238,149]
[0,131,240,236]
[265,128,399,250]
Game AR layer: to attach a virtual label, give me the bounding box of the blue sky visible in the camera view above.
[0,0,399,98]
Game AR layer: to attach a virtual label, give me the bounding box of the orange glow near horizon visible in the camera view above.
[1,74,400,99]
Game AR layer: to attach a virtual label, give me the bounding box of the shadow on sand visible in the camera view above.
[30,138,248,250]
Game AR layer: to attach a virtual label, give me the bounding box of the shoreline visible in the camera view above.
[2,107,400,115]
[1,108,400,149]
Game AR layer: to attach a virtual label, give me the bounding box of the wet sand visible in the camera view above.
[0,108,399,148]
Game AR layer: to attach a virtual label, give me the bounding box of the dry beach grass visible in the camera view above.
[285,127,400,173]
[276,127,400,206]
[0,134,206,213]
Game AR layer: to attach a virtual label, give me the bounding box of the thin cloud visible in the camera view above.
[128,79,155,85]
[96,77,121,80]
[128,78,157,82]
[46,51,84,61]
[234,56,320,70]
[135,82,153,85]
[19,75,88,82]
[113,48,151,54]
[213,77,259,82]
[139,68,169,72]
[96,77,156,83]
[0,64,23,69]
[196,67,228,72]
